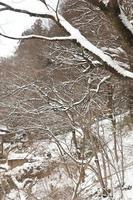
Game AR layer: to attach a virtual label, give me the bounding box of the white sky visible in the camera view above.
[0,0,57,57]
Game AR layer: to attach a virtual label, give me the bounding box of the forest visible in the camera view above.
[0,0,133,199]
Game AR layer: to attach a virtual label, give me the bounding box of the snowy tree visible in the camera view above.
[0,0,132,78]
[0,0,133,199]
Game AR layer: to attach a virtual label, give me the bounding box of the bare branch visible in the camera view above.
[0,2,55,20]
[39,0,49,9]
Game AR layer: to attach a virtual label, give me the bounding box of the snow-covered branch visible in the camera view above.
[119,8,133,35]
[87,0,133,47]
[0,32,74,41]
[56,14,133,78]
[90,75,111,93]
[0,1,133,78]
[0,2,54,20]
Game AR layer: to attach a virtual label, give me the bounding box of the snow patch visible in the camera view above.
[100,0,109,6]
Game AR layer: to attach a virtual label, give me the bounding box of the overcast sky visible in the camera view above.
[0,0,57,57]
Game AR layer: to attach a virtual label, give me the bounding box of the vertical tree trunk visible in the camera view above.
[107,83,118,162]
[72,129,81,159]
[95,153,108,197]
[127,78,133,124]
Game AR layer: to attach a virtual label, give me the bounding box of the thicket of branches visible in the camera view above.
[0,0,133,199]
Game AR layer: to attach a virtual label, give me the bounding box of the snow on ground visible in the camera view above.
[8,152,28,160]
[0,113,133,200]
[32,167,74,199]
[0,124,9,135]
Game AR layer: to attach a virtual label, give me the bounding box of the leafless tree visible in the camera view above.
[0,0,133,199]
